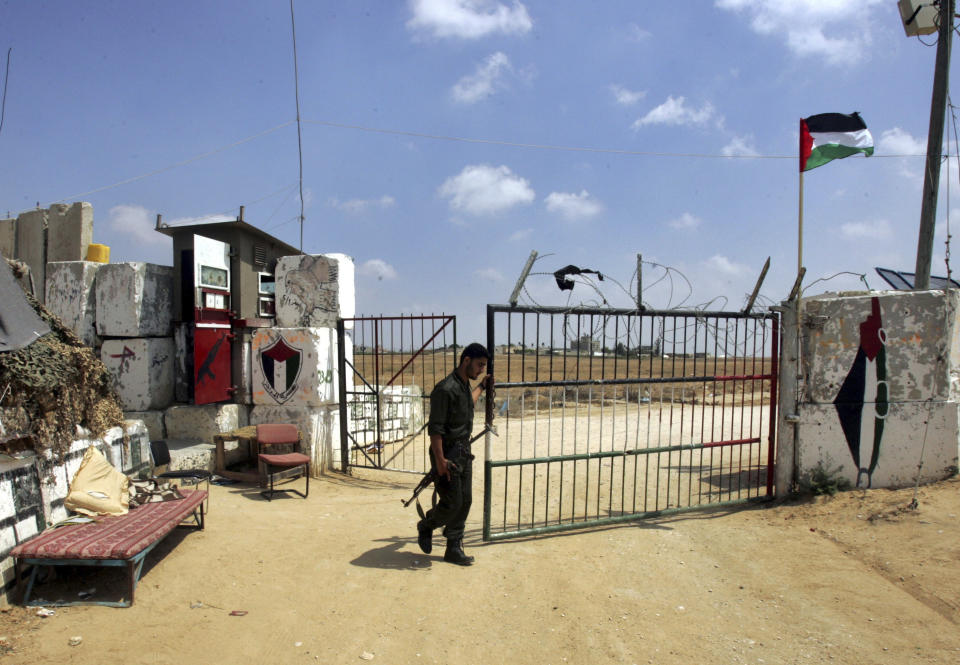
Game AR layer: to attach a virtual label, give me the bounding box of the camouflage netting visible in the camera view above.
[0,290,123,463]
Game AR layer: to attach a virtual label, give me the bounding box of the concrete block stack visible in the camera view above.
[0,202,94,304]
[45,261,102,346]
[249,253,356,473]
[96,262,176,422]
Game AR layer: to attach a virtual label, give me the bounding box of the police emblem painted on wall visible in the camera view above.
[259,336,303,404]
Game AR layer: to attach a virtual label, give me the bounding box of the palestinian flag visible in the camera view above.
[800,112,874,172]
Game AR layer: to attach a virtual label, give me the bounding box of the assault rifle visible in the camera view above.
[401,424,496,519]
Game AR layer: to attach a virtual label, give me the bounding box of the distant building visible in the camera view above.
[570,335,600,354]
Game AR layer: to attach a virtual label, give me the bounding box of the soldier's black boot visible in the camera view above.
[443,538,475,566]
[417,520,433,554]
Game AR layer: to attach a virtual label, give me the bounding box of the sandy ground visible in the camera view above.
[1,465,959,665]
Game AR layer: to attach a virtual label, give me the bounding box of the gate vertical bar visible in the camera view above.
[483,304,495,541]
[766,317,780,496]
[337,318,349,471]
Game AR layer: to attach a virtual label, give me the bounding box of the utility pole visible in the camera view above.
[915,0,954,290]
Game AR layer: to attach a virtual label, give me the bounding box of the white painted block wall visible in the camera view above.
[101,338,175,410]
[792,290,960,490]
[45,261,101,346]
[95,262,174,337]
[251,328,340,406]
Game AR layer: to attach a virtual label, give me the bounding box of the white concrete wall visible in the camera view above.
[124,411,166,442]
[164,403,248,443]
[95,262,174,337]
[348,384,425,446]
[101,337,175,410]
[249,404,340,474]
[786,290,960,491]
[0,218,14,259]
[15,209,46,302]
[45,261,102,346]
[275,254,355,328]
[251,327,340,406]
[0,422,150,599]
[46,202,93,263]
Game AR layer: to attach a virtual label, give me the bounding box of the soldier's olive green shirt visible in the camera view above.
[427,370,474,443]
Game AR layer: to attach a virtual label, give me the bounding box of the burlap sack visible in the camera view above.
[64,446,130,516]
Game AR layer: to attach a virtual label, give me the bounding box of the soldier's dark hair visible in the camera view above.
[459,342,490,364]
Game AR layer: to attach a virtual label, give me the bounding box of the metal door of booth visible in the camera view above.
[337,315,457,474]
[482,305,779,540]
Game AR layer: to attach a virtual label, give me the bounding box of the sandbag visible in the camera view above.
[64,446,130,516]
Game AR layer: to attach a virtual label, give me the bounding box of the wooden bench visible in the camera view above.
[10,489,207,608]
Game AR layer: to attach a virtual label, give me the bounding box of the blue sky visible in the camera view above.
[0,1,952,342]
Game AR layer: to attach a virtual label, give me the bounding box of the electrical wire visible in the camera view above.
[303,118,926,161]
[0,48,10,140]
[46,120,295,206]
[290,0,305,252]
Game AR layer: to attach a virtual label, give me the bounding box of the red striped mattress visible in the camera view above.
[12,490,206,561]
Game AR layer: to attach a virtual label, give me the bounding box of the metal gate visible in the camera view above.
[337,315,456,474]
[482,305,779,540]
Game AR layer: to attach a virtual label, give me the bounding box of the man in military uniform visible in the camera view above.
[417,342,491,565]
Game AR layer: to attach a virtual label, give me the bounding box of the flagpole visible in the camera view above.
[798,170,804,274]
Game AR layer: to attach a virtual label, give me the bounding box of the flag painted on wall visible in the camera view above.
[800,112,874,172]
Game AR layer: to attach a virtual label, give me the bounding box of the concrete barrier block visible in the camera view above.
[276,253,355,328]
[0,218,14,259]
[96,262,174,337]
[250,404,338,474]
[163,439,215,472]
[164,403,248,443]
[15,209,46,303]
[47,202,93,263]
[45,261,101,346]
[124,411,166,442]
[251,328,342,406]
[798,402,959,490]
[101,338,175,410]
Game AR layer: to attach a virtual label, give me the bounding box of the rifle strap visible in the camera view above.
[415,488,438,521]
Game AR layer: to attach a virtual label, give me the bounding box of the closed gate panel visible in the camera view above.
[482,305,778,540]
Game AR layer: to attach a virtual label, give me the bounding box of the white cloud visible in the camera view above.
[509,227,533,242]
[721,135,759,157]
[358,259,398,280]
[668,212,702,230]
[715,0,884,66]
[407,0,532,39]
[878,127,926,156]
[107,205,168,245]
[438,164,535,215]
[841,220,892,240]
[610,84,645,106]
[110,205,234,245]
[633,96,716,128]
[452,52,512,104]
[474,267,504,281]
[626,23,651,42]
[544,190,603,221]
[328,195,396,214]
[704,254,747,276]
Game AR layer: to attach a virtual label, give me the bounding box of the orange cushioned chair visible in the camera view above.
[256,424,310,500]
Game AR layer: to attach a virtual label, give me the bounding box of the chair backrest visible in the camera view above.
[256,424,300,447]
[150,440,172,467]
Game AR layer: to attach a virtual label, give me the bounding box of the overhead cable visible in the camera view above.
[304,118,928,160]
[47,120,295,205]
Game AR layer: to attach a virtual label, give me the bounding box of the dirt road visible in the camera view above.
[2,471,958,664]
